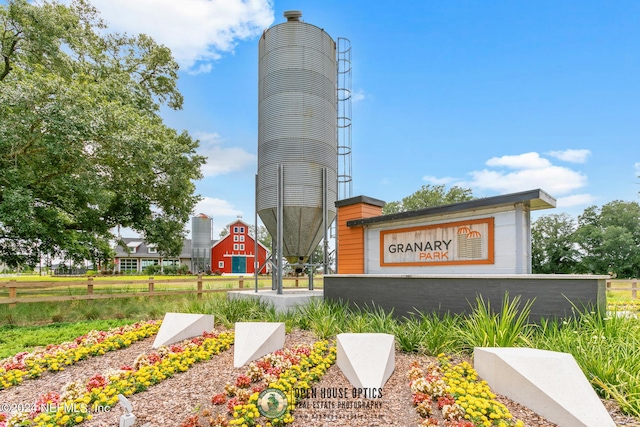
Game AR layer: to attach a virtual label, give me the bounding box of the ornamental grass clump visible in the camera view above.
[4,331,234,427]
[0,321,160,391]
[459,293,535,350]
[532,308,640,417]
[408,356,524,427]
[197,340,336,427]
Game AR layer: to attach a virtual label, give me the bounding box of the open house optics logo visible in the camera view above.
[257,388,288,419]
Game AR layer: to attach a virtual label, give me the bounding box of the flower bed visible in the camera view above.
[0,321,161,391]
[2,331,234,427]
[408,354,524,427]
[182,340,337,427]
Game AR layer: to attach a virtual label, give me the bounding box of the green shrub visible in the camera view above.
[143,264,161,275]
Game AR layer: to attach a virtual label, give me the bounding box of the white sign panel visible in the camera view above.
[380,218,494,266]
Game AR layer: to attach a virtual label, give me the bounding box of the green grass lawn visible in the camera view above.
[0,319,138,359]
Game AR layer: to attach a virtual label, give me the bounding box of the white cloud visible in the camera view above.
[486,152,551,169]
[193,197,242,217]
[189,63,213,75]
[191,197,244,238]
[556,193,597,208]
[547,149,591,163]
[352,89,366,103]
[85,0,274,72]
[634,162,640,177]
[422,175,456,185]
[469,165,587,196]
[195,132,256,177]
[448,151,587,197]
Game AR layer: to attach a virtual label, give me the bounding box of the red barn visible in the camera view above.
[211,219,270,275]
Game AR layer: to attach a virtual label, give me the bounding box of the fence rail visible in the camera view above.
[606,279,638,299]
[0,275,317,308]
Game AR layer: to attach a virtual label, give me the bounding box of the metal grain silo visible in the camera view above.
[257,10,337,265]
[191,214,212,273]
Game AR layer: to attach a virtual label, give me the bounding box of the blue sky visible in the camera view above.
[80,0,639,237]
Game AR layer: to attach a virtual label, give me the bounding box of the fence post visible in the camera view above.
[633,280,637,299]
[606,280,611,289]
[239,276,244,289]
[87,277,94,296]
[197,274,203,299]
[148,277,154,297]
[295,277,299,288]
[9,279,17,309]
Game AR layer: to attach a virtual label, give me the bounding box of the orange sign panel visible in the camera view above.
[380,218,494,266]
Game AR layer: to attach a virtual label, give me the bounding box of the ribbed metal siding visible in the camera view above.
[257,20,337,261]
[192,216,212,249]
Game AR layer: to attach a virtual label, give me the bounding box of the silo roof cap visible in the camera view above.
[284,10,302,21]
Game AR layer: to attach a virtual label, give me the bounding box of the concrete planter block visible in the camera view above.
[152,313,214,349]
[474,347,615,427]
[234,322,285,367]
[336,333,395,389]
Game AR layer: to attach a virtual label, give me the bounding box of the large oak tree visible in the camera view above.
[0,0,205,267]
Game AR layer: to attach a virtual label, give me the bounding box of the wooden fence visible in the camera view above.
[0,275,317,308]
[606,279,638,299]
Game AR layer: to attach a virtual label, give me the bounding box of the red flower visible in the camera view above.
[211,393,227,405]
[235,375,251,388]
[444,421,474,427]
[147,353,161,365]
[293,346,311,357]
[170,344,184,353]
[226,397,242,414]
[256,360,271,371]
[32,392,61,416]
[413,392,430,405]
[179,414,201,427]
[437,395,455,409]
[86,374,108,391]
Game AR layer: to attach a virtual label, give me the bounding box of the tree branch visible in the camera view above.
[0,36,19,81]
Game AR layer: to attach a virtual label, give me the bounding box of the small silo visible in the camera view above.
[256,10,338,265]
[191,213,212,273]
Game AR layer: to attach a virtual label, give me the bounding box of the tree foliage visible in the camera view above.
[532,201,640,277]
[572,201,640,277]
[531,213,578,274]
[0,0,205,267]
[382,184,474,215]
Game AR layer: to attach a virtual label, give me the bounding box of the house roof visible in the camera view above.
[114,237,206,259]
[225,218,253,229]
[345,189,556,227]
